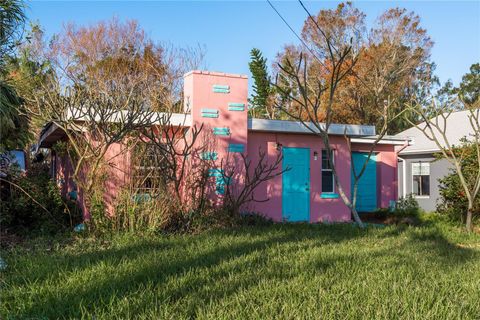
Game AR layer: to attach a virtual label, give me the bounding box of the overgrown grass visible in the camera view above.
[2,221,480,319]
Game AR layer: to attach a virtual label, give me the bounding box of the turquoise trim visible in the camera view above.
[215,184,225,195]
[201,152,218,160]
[213,127,230,136]
[228,106,245,111]
[228,103,245,111]
[228,143,244,153]
[213,88,230,93]
[213,84,229,90]
[208,168,223,177]
[201,108,218,113]
[201,108,219,118]
[213,85,230,93]
[216,176,231,186]
[201,113,218,118]
[320,193,339,199]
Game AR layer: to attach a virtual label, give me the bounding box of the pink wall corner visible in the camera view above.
[184,71,249,200]
[376,146,397,208]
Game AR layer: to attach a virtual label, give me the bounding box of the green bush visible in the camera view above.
[396,193,421,216]
[437,141,479,224]
[0,162,81,235]
[111,189,188,233]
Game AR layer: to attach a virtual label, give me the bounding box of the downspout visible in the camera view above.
[395,139,411,199]
[397,156,407,198]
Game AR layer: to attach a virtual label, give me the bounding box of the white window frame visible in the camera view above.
[321,149,335,194]
[411,161,430,198]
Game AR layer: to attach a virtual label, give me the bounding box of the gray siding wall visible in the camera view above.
[397,153,452,212]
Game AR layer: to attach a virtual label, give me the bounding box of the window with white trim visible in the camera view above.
[412,162,430,196]
[322,150,335,193]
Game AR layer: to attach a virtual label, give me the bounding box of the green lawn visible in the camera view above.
[2,222,480,319]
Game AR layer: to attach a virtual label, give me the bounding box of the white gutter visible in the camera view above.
[395,139,411,199]
[350,137,407,145]
[397,156,407,198]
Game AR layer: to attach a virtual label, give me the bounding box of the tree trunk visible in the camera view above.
[466,201,473,232]
[351,184,365,228]
[351,207,365,229]
[337,184,365,228]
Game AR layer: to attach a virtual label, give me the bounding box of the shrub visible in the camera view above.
[437,141,480,224]
[111,189,188,233]
[368,195,421,226]
[0,162,81,235]
[238,212,274,226]
[396,193,421,216]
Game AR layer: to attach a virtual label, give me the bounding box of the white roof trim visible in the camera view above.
[37,113,191,149]
[351,137,408,145]
[398,148,441,155]
[64,109,191,127]
[247,118,375,136]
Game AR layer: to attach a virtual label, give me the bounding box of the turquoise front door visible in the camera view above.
[282,147,310,222]
[351,152,377,212]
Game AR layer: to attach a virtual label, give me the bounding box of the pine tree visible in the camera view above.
[248,48,272,118]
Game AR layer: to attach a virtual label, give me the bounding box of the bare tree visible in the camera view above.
[406,99,480,232]
[34,80,160,218]
[219,149,286,216]
[25,18,205,223]
[271,1,406,227]
[139,114,215,214]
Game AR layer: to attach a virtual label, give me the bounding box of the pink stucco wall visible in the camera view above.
[246,132,352,222]
[351,143,398,209]
[242,136,398,222]
[184,71,249,200]
[54,151,88,217]
[184,70,248,151]
[54,141,130,219]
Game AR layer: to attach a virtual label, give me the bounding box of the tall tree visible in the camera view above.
[5,24,54,134]
[248,48,274,118]
[271,1,408,227]
[0,0,30,152]
[274,2,434,133]
[458,63,480,105]
[0,0,25,57]
[435,62,479,109]
[25,18,205,221]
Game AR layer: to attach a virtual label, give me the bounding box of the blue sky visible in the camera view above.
[28,1,480,88]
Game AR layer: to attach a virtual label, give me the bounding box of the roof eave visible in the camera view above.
[247,118,376,137]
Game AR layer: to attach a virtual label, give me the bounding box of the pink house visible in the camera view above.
[38,70,406,223]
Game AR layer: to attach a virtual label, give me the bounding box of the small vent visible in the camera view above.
[213,127,230,136]
[228,143,244,153]
[201,152,218,160]
[208,168,223,177]
[212,84,230,93]
[228,103,245,111]
[201,108,219,118]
